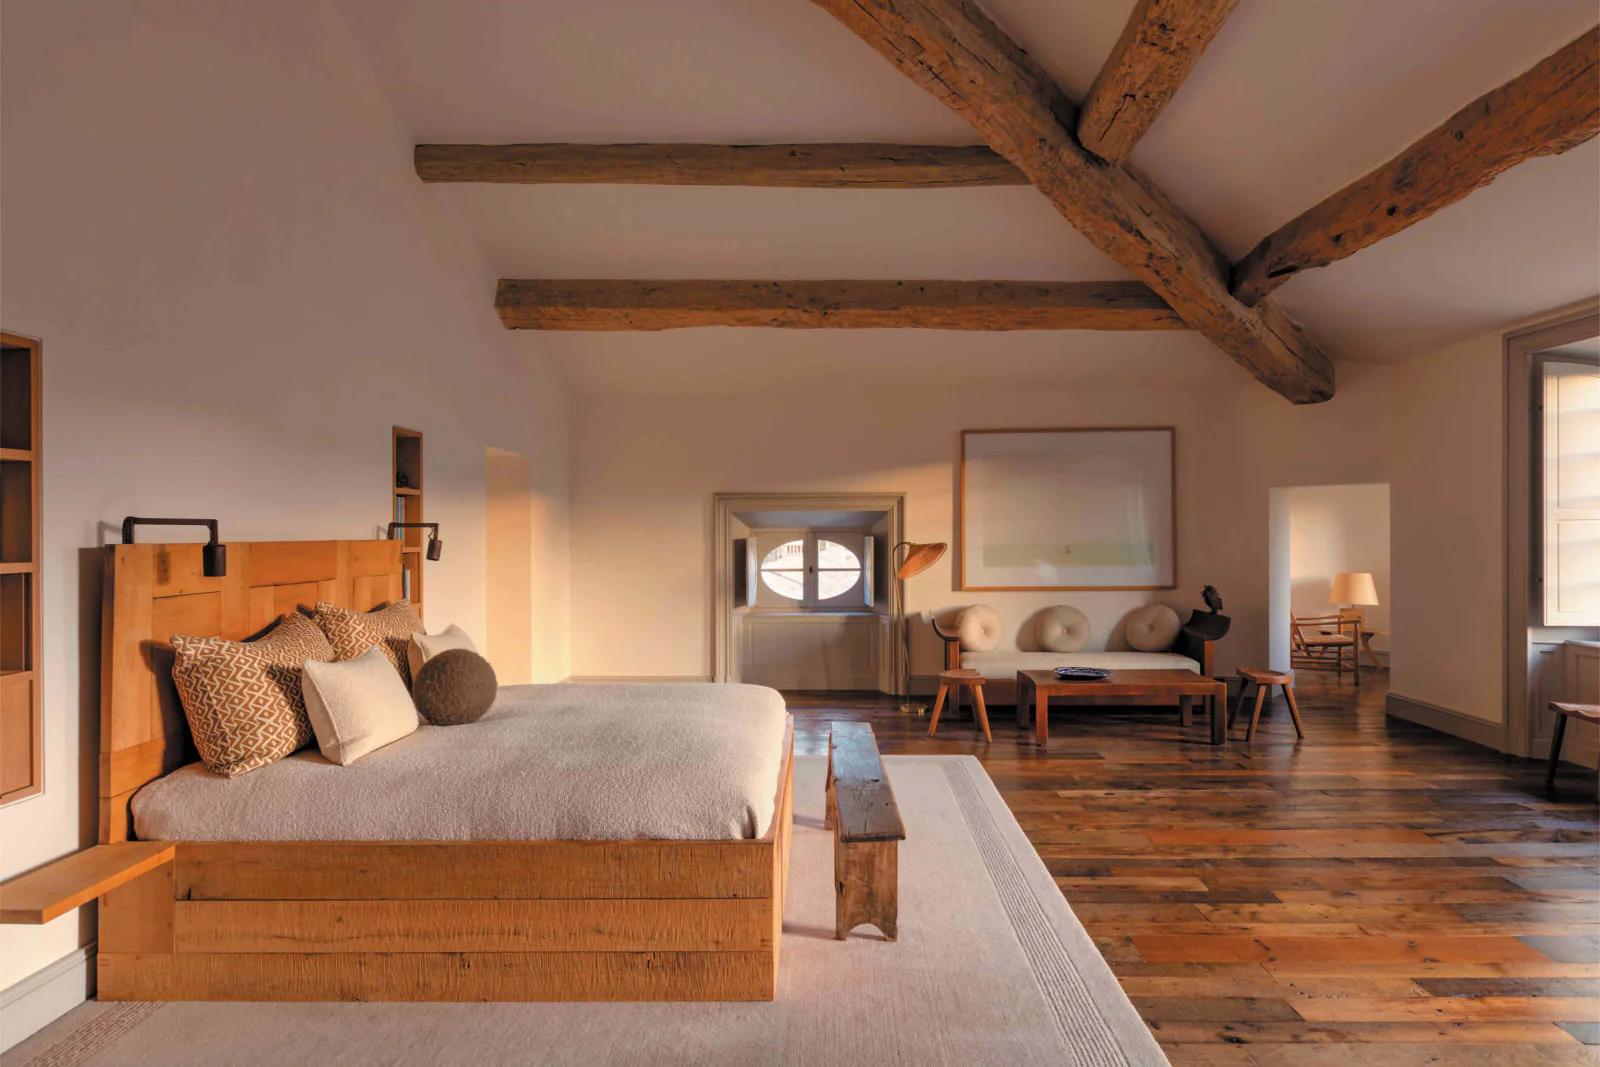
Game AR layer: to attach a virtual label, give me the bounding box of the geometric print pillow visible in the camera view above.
[171,612,336,778]
[313,600,423,688]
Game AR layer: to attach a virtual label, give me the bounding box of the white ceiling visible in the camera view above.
[335,0,1600,394]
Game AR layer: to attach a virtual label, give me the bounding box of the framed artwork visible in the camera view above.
[959,427,1176,591]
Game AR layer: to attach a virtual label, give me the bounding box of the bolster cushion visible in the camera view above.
[956,604,1004,652]
[1035,605,1091,653]
[1126,603,1183,652]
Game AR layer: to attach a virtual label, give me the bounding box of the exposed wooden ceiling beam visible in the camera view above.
[415,142,1026,188]
[1078,0,1238,164]
[810,0,1334,404]
[1232,26,1600,306]
[494,279,1186,330]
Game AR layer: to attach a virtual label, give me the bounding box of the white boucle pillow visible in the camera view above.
[1125,603,1183,652]
[1036,605,1091,653]
[406,624,478,683]
[956,604,1004,652]
[302,646,419,766]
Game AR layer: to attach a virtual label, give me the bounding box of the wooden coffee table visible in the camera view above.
[1016,669,1229,747]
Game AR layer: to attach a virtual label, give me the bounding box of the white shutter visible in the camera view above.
[1543,359,1600,625]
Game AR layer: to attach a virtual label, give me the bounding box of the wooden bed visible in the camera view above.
[96,539,794,1002]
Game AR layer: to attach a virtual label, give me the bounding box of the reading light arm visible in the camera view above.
[120,517,226,577]
[387,522,443,561]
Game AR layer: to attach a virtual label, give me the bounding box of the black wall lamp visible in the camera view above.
[120,517,227,577]
[387,522,443,561]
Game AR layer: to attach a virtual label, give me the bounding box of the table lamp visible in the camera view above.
[894,541,947,715]
[1330,571,1378,623]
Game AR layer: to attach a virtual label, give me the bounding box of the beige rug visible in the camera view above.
[5,756,1165,1066]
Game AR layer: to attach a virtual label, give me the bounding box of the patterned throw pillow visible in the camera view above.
[314,600,423,687]
[171,612,336,777]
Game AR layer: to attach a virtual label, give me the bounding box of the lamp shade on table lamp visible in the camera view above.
[1330,571,1379,606]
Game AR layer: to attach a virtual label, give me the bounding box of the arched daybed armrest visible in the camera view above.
[930,617,963,671]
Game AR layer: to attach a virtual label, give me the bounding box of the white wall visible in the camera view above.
[569,359,1396,684]
[0,0,571,1030]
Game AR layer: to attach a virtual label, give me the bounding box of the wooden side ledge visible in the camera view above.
[1,842,175,924]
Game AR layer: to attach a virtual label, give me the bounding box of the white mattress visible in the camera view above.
[132,683,790,842]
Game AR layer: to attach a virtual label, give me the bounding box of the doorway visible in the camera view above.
[1267,483,1392,677]
[711,493,905,691]
[485,447,534,685]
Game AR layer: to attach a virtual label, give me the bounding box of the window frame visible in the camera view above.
[753,529,872,611]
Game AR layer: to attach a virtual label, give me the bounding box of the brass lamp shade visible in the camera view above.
[895,541,947,580]
[1330,571,1379,606]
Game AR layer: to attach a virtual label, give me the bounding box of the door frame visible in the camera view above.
[1502,306,1600,757]
[711,492,905,687]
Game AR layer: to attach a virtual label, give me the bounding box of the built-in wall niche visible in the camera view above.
[392,426,424,618]
[0,332,42,804]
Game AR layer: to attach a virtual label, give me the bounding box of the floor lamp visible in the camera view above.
[894,541,948,715]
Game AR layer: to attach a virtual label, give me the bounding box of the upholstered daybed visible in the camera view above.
[934,603,1218,704]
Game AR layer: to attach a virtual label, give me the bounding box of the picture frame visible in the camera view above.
[958,427,1176,591]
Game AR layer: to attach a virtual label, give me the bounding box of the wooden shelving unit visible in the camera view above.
[1,332,42,805]
[392,426,424,620]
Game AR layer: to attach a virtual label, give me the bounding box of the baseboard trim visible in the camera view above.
[565,674,714,683]
[0,943,95,1053]
[1385,692,1503,751]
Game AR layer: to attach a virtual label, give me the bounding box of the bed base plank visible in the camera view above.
[98,951,775,1002]
[173,897,773,953]
[176,840,773,901]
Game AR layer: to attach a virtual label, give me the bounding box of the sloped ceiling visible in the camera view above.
[336,0,1599,393]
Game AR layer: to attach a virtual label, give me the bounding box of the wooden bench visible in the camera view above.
[824,722,906,941]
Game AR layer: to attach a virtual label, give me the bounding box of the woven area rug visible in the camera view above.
[5,755,1165,1066]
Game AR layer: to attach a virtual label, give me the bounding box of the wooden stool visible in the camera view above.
[928,669,991,742]
[1230,667,1305,741]
[825,723,906,940]
[1547,702,1600,791]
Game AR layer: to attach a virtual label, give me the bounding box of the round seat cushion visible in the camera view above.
[413,649,499,726]
[956,604,1004,652]
[1125,603,1183,652]
[1035,605,1090,653]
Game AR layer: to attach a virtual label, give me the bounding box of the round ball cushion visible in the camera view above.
[1125,603,1182,652]
[413,649,498,726]
[956,604,1004,652]
[1035,605,1091,653]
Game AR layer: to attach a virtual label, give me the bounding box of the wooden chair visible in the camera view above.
[1290,613,1360,684]
[928,669,991,742]
[1547,702,1600,792]
[1230,666,1306,741]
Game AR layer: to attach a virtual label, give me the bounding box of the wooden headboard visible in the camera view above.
[99,539,405,843]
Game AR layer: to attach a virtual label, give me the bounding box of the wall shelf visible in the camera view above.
[0,331,42,805]
[392,426,424,618]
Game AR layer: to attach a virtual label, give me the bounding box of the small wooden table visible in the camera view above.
[1017,669,1229,747]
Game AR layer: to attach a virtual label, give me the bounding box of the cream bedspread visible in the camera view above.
[132,683,790,842]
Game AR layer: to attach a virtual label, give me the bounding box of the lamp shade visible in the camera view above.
[895,541,947,581]
[1330,571,1379,606]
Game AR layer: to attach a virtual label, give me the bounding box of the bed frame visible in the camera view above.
[97,539,794,1001]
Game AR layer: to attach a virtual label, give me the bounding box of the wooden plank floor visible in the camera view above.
[784,674,1600,1066]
